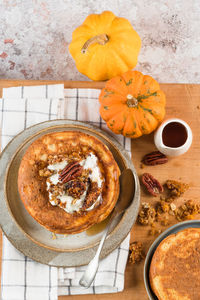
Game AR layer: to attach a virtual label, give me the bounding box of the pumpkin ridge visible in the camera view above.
[118,75,131,92]
[137,91,158,101]
[71,25,95,39]
[139,105,153,115]
[101,96,126,106]
[102,89,115,98]
[106,109,127,128]
[101,104,126,121]
[131,108,143,135]
[109,49,130,70]
[139,104,163,124]
[123,113,136,137]
[104,76,132,96]
[121,70,144,96]
[100,95,126,105]
[109,43,138,70]
[140,98,165,107]
[137,106,154,134]
[100,84,126,100]
[113,73,134,95]
[83,11,115,31]
[86,48,108,80]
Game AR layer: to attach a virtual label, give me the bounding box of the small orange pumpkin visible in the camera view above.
[99,70,166,138]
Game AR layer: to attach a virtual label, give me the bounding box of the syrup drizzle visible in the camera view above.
[86,215,111,236]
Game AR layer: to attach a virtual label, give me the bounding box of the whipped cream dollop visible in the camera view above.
[46,153,103,214]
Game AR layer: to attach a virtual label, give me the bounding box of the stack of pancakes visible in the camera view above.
[18,131,120,234]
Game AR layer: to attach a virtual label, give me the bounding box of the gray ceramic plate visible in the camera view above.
[0,119,140,267]
[144,220,200,300]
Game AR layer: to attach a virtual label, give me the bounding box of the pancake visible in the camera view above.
[149,228,200,300]
[18,131,120,234]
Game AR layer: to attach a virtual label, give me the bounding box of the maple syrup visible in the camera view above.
[162,122,187,148]
[86,215,111,236]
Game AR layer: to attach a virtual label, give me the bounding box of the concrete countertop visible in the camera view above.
[0,0,199,83]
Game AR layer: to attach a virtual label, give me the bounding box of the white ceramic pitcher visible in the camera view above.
[154,118,193,157]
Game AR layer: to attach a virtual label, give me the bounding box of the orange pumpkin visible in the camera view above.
[99,71,166,138]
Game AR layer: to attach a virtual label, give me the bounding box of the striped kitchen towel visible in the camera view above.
[0,85,131,300]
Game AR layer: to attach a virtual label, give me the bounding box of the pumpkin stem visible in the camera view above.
[126,94,138,107]
[81,34,109,54]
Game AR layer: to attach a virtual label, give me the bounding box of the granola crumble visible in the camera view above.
[175,200,200,221]
[137,174,197,241]
[164,180,189,202]
[66,179,87,198]
[156,201,170,214]
[149,225,162,236]
[138,202,156,225]
[129,242,144,264]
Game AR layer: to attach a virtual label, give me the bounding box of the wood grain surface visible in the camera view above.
[0,80,200,300]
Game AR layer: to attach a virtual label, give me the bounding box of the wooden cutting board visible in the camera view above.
[0,80,200,300]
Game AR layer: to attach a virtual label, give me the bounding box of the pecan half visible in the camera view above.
[142,151,168,166]
[59,161,83,183]
[141,173,163,196]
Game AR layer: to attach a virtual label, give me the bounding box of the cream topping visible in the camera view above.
[81,153,102,188]
[46,153,103,213]
[48,160,68,172]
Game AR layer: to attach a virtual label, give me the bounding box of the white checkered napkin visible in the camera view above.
[0,84,63,149]
[0,85,131,300]
[58,236,130,295]
[0,84,63,300]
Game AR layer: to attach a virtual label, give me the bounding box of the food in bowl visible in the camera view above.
[18,131,120,234]
[149,227,200,300]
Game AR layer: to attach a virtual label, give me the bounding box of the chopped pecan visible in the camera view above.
[49,182,64,197]
[142,173,163,196]
[175,200,200,221]
[149,226,162,236]
[138,202,156,225]
[161,216,169,226]
[59,202,66,208]
[129,242,144,264]
[82,181,101,211]
[65,180,87,198]
[170,203,176,211]
[156,201,170,214]
[165,180,189,201]
[48,154,65,164]
[142,151,168,166]
[39,168,53,177]
[59,161,83,183]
